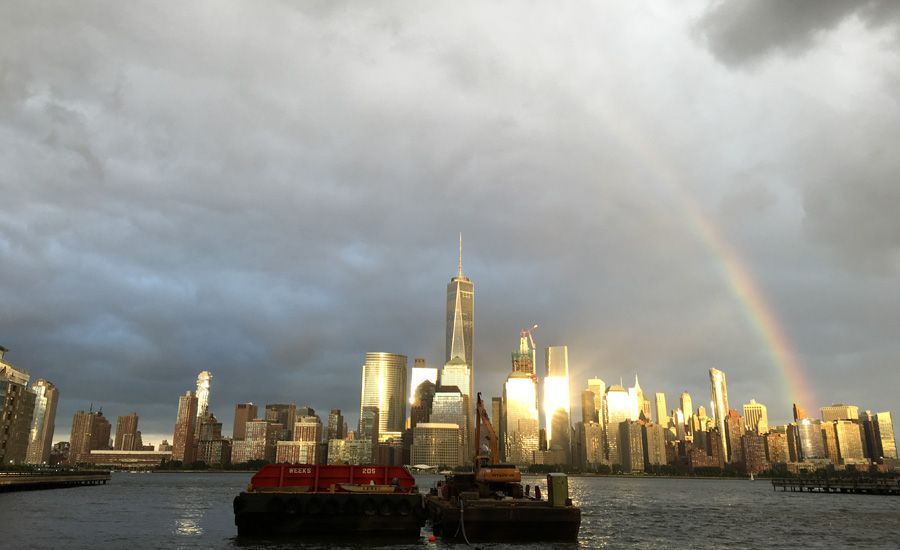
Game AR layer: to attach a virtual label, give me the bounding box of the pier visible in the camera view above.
[0,470,111,492]
[771,477,900,495]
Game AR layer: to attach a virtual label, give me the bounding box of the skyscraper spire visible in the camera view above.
[458,232,464,278]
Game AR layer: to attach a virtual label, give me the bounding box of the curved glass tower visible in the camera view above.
[359,352,408,434]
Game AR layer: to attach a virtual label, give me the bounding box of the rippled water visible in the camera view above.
[2,472,898,549]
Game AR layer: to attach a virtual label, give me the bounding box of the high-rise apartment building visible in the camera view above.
[680,391,693,426]
[409,358,438,405]
[25,379,58,465]
[584,421,605,468]
[195,370,212,423]
[709,369,729,459]
[724,409,745,463]
[359,352,408,434]
[742,399,769,434]
[874,412,897,459]
[233,403,257,440]
[68,409,111,465]
[642,422,667,467]
[172,391,199,464]
[618,421,644,473]
[765,431,790,464]
[0,348,36,465]
[543,346,571,464]
[265,403,298,440]
[114,412,140,451]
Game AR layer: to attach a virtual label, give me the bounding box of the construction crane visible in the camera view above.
[519,324,538,355]
[473,392,521,487]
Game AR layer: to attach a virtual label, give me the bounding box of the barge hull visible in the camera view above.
[425,496,580,542]
[234,492,426,537]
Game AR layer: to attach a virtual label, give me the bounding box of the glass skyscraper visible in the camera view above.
[709,368,729,460]
[25,378,58,465]
[359,352,408,434]
[446,235,474,400]
[543,345,571,463]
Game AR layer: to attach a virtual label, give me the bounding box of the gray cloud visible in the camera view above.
[697,0,900,67]
[1,2,898,443]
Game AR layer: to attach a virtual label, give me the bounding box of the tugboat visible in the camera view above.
[234,464,427,538]
[425,393,581,542]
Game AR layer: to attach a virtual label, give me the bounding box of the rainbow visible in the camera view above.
[591,105,815,413]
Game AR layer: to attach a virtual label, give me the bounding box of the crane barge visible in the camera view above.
[424,392,581,542]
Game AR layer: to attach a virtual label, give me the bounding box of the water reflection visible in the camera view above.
[173,480,205,537]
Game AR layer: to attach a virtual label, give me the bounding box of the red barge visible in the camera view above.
[233,464,426,538]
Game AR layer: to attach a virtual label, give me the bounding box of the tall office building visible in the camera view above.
[491,396,505,460]
[359,406,380,442]
[0,347,36,465]
[359,352,408,434]
[543,346,571,463]
[820,404,860,422]
[446,235,474,392]
[654,392,667,426]
[792,403,807,421]
[742,399,769,434]
[582,390,597,425]
[68,409,111,465]
[233,403,257,440]
[172,391,199,464]
[628,376,644,421]
[584,421,605,467]
[411,423,462,467]
[25,379,58,465]
[504,372,539,466]
[834,420,865,462]
[326,409,344,441]
[114,412,140,451]
[587,379,605,422]
[709,369,729,460]
[604,384,632,466]
[431,386,468,465]
[680,391,693,426]
[874,412,897,459]
[796,418,826,460]
[409,358,438,405]
[618,421,645,473]
[195,370,212,419]
[440,357,472,452]
[724,409,745,463]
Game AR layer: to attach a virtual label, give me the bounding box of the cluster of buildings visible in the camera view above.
[2,240,897,475]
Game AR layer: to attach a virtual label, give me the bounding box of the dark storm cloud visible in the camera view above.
[1,2,898,442]
[696,0,900,67]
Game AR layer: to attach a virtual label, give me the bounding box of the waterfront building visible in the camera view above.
[157,440,173,452]
[232,420,280,463]
[834,420,865,463]
[504,372,539,466]
[276,441,318,464]
[233,403,258,440]
[742,399,769,434]
[327,438,373,465]
[725,409,745,464]
[618,421,645,473]
[24,378,58,465]
[409,358,438,405]
[0,348,35,465]
[797,418,826,460]
[197,439,231,466]
[604,384,631,466]
[114,412,140,451]
[431,386,468,464]
[265,403,297,441]
[194,371,212,438]
[765,431,790,464]
[859,411,879,459]
[293,416,323,461]
[680,391,693,427]
[822,421,839,464]
[642,422,667,468]
[874,412,897,459]
[172,391,199,464]
[543,346,571,464]
[326,409,344,441]
[655,392,667,426]
[709,369,729,460]
[86,450,173,469]
[820,404,859,422]
[411,422,461,467]
[741,433,769,474]
[68,409,111,465]
[359,352,408,434]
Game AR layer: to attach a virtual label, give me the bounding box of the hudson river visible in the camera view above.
[3,472,898,549]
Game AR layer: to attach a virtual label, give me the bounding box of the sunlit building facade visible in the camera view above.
[797,418,826,460]
[172,391,198,464]
[655,392,667,426]
[360,352,408,434]
[25,379,58,465]
[504,372,539,466]
[543,346,571,463]
[446,237,474,400]
[409,358,438,405]
[742,399,769,434]
[820,404,859,422]
[114,412,140,451]
[874,412,897,459]
[411,423,461,467]
[431,386,468,464]
[604,384,631,466]
[709,369,729,459]
[834,419,865,463]
[233,403,257,441]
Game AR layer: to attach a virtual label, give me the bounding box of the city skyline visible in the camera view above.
[3,2,900,447]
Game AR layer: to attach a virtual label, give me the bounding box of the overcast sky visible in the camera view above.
[2,1,898,445]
